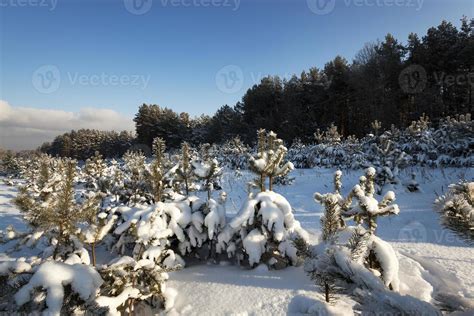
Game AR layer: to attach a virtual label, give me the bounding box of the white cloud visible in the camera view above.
[0,100,134,151]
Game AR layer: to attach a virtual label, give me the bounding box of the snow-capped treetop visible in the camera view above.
[192,157,222,200]
[229,191,304,241]
[365,167,376,177]
[334,170,342,193]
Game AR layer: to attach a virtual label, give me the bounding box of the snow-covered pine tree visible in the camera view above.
[249,129,294,191]
[306,170,351,304]
[96,256,177,314]
[148,137,167,203]
[314,170,345,241]
[14,155,58,227]
[371,119,382,136]
[343,167,400,234]
[79,193,106,266]
[287,138,316,169]
[84,151,108,192]
[306,171,350,302]
[318,194,342,243]
[401,113,437,166]
[215,136,249,170]
[434,113,473,167]
[314,128,324,144]
[336,168,400,280]
[14,155,62,228]
[14,159,99,261]
[312,123,350,167]
[188,147,226,261]
[314,171,346,242]
[249,129,267,191]
[313,122,341,144]
[192,146,222,200]
[435,181,473,241]
[33,154,52,192]
[0,151,21,176]
[122,150,147,205]
[34,160,87,259]
[306,239,437,313]
[369,135,407,194]
[216,131,306,269]
[216,190,308,269]
[175,142,196,196]
[305,169,404,307]
[407,113,430,136]
[108,159,125,204]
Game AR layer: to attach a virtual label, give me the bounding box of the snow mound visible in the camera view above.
[15,262,103,316]
[0,259,32,275]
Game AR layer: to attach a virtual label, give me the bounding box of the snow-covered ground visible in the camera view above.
[1,167,473,315]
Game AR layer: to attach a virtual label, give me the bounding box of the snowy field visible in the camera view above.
[2,167,472,315]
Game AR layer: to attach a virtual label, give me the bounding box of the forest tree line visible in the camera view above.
[37,17,473,159]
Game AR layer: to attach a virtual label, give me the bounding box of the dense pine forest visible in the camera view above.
[27,17,473,159]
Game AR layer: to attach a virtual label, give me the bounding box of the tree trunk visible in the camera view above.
[325,282,330,303]
[368,214,375,234]
[54,224,64,258]
[91,241,96,266]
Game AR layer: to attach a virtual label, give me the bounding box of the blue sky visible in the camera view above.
[0,0,472,119]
